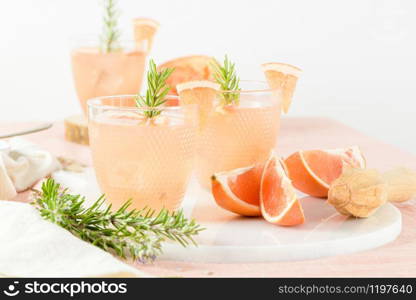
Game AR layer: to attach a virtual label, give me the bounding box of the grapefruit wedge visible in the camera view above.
[211,164,264,216]
[177,80,220,128]
[133,18,159,53]
[262,62,302,113]
[157,55,214,95]
[260,155,305,226]
[285,146,366,198]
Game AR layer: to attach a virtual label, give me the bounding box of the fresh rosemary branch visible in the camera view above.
[135,59,174,119]
[100,0,121,53]
[211,55,241,105]
[33,178,204,263]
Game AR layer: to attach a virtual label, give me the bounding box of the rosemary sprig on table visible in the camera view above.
[211,55,241,105]
[100,0,121,53]
[135,59,174,118]
[33,178,203,263]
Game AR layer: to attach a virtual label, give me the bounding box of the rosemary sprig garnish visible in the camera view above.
[211,55,241,105]
[33,178,203,263]
[135,59,174,119]
[100,0,121,53]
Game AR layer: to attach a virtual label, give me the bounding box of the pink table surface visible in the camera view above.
[1,117,415,277]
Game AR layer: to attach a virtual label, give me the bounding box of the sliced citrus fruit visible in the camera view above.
[285,146,366,198]
[260,155,305,226]
[262,62,302,113]
[211,164,264,216]
[157,55,214,95]
[133,18,159,53]
[177,80,220,128]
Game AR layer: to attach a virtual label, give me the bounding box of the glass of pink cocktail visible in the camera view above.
[71,38,147,115]
[88,95,198,211]
[196,81,281,188]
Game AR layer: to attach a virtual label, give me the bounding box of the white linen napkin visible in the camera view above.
[0,138,61,198]
[0,154,16,200]
[0,200,147,277]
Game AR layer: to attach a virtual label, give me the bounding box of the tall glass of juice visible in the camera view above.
[196,81,281,188]
[88,95,198,211]
[71,38,147,115]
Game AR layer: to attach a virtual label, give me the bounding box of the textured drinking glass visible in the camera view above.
[88,96,198,211]
[71,38,147,115]
[196,81,281,188]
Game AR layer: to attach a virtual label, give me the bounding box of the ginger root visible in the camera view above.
[328,169,388,218]
[328,167,416,218]
[328,168,416,218]
[383,167,416,203]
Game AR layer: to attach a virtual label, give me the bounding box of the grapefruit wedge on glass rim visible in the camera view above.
[211,164,264,217]
[262,62,302,113]
[157,55,215,96]
[177,80,220,128]
[133,18,159,53]
[284,146,366,198]
[260,154,305,226]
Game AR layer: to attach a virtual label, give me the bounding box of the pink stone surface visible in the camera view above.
[1,117,415,277]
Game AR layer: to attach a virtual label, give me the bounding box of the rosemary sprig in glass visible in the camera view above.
[211,55,241,105]
[100,0,121,53]
[33,178,204,263]
[135,59,174,119]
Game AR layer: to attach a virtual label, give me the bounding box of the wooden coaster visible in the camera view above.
[64,115,89,145]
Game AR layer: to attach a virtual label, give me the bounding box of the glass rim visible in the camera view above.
[68,35,146,51]
[87,95,196,112]
[69,34,137,44]
[219,80,279,95]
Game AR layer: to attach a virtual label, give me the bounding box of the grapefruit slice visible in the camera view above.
[133,18,159,53]
[260,155,305,226]
[262,62,302,113]
[211,164,264,216]
[285,146,366,198]
[157,55,214,95]
[177,80,220,128]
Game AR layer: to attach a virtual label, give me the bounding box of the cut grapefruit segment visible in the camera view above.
[157,55,214,95]
[177,80,220,128]
[211,164,264,216]
[133,18,159,53]
[262,62,302,113]
[285,146,366,198]
[260,155,305,226]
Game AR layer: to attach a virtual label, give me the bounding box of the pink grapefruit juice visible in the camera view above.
[71,46,146,114]
[88,96,198,211]
[196,83,281,188]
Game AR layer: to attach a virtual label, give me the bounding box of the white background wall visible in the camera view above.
[0,0,415,153]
